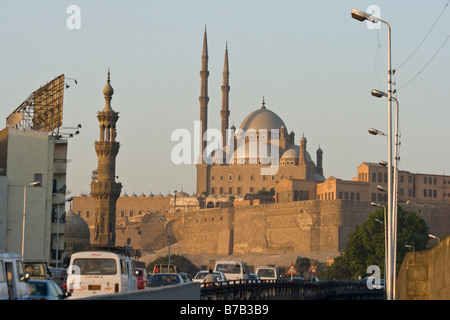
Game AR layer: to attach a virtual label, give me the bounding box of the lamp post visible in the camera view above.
[352,8,394,300]
[56,197,73,268]
[371,202,387,297]
[372,88,400,300]
[160,217,171,265]
[22,181,41,260]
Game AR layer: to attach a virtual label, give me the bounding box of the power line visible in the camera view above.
[398,33,450,90]
[397,0,450,70]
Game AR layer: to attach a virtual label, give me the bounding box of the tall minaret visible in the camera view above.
[220,42,230,160]
[199,27,209,164]
[91,70,122,247]
[299,134,307,165]
[316,145,323,176]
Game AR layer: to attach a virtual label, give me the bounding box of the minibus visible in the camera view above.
[67,251,137,299]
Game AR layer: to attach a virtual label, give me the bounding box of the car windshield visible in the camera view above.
[72,258,117,275]
[194,272,208,280]
[149,274,180,284]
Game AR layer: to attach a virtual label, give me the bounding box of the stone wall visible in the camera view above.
[175,200,376,256]
[397,236,450,300]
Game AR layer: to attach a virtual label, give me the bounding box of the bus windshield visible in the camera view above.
[257,269,275,278]
[73,258,117,275]
[216,263,241,274]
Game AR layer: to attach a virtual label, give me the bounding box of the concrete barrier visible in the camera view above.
[77,282,201,300]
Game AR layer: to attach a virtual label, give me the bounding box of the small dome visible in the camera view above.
[65,210,90,240]
[281,145,313,162]
[175,191,190,197]
[281,146,300,159]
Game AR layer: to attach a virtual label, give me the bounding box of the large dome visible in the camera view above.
[239,106,286,132]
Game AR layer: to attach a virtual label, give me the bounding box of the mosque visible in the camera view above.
[196,29,325,199]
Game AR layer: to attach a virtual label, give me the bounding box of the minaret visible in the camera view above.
[199,27,209,164]
[91,70,122,247]
[220,42,230,160]
[299,134,307,165]
[316,145,323,176]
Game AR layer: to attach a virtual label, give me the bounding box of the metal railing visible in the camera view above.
[200,279,383,300]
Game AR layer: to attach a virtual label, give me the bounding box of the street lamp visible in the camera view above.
[22,181,41,260]
[368,128,387,136]
[372,88,400,300]
[56,197,73,268]
[405,244,415,253]
[429,234,440,243]
[371,202,387,296]
[352,8,394,300]
[160,217,171,265]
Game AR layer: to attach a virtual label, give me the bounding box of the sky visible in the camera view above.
[1,0,450,198]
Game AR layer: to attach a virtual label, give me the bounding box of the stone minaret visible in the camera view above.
[316,145,323,176]
[199,27,209,164]
[220,42,230,161]
[91,70,122,247]
[299,134,307,165]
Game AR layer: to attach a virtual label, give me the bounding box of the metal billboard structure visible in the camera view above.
[6,74,65,136]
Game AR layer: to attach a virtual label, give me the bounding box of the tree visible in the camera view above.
[323,206,429,280]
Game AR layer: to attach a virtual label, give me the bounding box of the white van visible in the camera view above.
[256,266,278,281]
[214,259,249,281]
[0,252,31,300]
[67,251,138,299]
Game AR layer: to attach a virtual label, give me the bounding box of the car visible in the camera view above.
[256,266,278,281]
[193,270,228,286]
[49,268,67,289]
[29,279,71,300]
[179,272,191,282]
[291,276,305,282]
[147,273,184,288]
[135,267,149,290]
[248,273,261,283]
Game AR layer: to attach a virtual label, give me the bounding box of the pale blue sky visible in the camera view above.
[1,1,449,196]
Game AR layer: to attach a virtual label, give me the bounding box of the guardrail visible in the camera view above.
[200,279,384,300]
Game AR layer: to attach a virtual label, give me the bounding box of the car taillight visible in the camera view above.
[115,283,119,293]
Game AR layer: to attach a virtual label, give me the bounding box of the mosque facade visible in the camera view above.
[196,29,325,199]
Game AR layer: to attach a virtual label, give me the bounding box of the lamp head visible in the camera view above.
[351,9,379,23]
[371,89,388,98]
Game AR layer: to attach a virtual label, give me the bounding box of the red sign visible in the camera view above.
[286,263,298,275]
[308,264,317,274]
